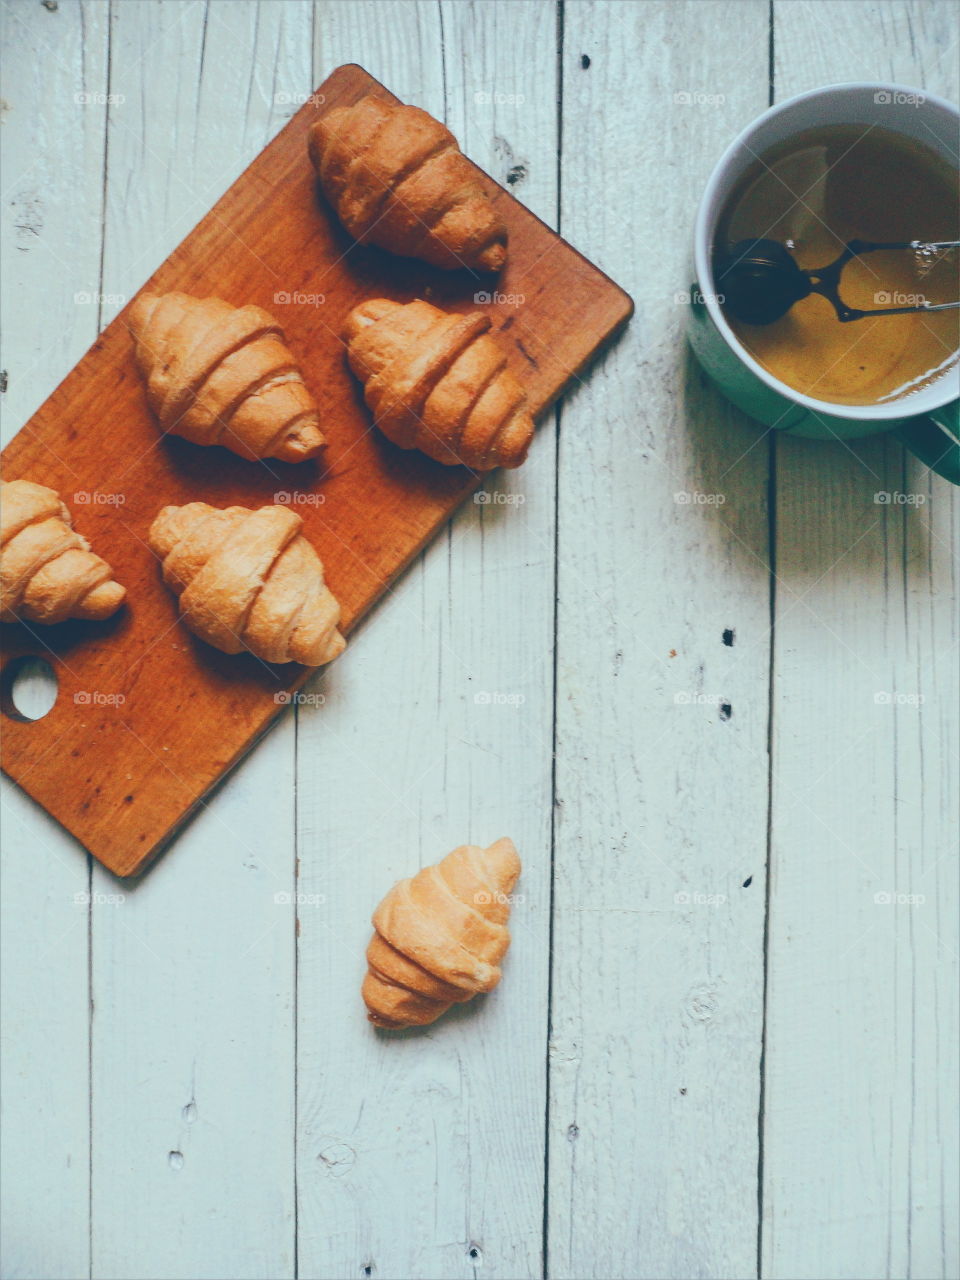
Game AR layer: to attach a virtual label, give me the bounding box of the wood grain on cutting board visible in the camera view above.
[0,61,632,876]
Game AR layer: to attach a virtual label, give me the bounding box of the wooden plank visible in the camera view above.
[549,4,773,1277]
[763,4,960,1278]
[86,5,308,1277]
[294,3,557,1276]
[0,1,108,1275]
[0,58,631,878]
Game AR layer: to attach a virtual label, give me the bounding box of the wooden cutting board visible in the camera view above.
[0,63,632,877]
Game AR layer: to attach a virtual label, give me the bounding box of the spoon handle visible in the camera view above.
[839,299,960,322]
[846,239,960,254]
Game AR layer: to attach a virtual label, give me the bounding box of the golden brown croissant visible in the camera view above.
[129,292,325,463]
[148,502,344,665]
[343,298,535,470]
[308,96,507,272]
[0,480,126,624]
[363,837,521,1028]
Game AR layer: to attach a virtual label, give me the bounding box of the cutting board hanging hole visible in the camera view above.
[0,656,59,723]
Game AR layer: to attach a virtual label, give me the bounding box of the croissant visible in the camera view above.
[363,837,521,1028]
[129,292,325,462]
[343,299,535,470]
[308,96,507,272]
[148,502,344,665]
[0,480,125,624]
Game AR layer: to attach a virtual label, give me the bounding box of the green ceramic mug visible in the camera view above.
[688,83,960,484]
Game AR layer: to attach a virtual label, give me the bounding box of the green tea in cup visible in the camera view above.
[714,124,959,406]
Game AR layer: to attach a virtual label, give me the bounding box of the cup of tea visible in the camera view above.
[687,83,959,483]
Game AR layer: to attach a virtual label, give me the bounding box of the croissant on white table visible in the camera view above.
[0,480,126,624]
[129,292,325,463]
[308,95,508,272]
[363,837,521,1028]
[343,298,535,471]
[148,501,344,666]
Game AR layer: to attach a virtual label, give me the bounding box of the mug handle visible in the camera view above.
[894,400,960,485]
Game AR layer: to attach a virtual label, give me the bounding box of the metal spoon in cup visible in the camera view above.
[715,237,960,325]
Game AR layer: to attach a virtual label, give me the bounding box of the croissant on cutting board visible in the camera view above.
[363,837,521,1029]
[0,480,125,624]
[148,502,344,665]
[129,292,325,463]
[343,298,535,470]
[308,96,507,272]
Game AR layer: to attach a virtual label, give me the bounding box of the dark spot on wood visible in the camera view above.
[581,54,591,68]
[360,1265,374,1279]
[722,628,734,646]
[467,1244,482,1263]
[124,794,134,804]
[679,1087,687,1095]
[0,370,7,393]
[719,702,732,721]
[668,648,677,658]
[567,1122,579,1140]
[742,875,752,888]
[516,339,538,368]
[506,163,527,186]
[42,0,59,10]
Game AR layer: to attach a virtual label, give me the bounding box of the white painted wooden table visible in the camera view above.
[1,3,957,1278]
